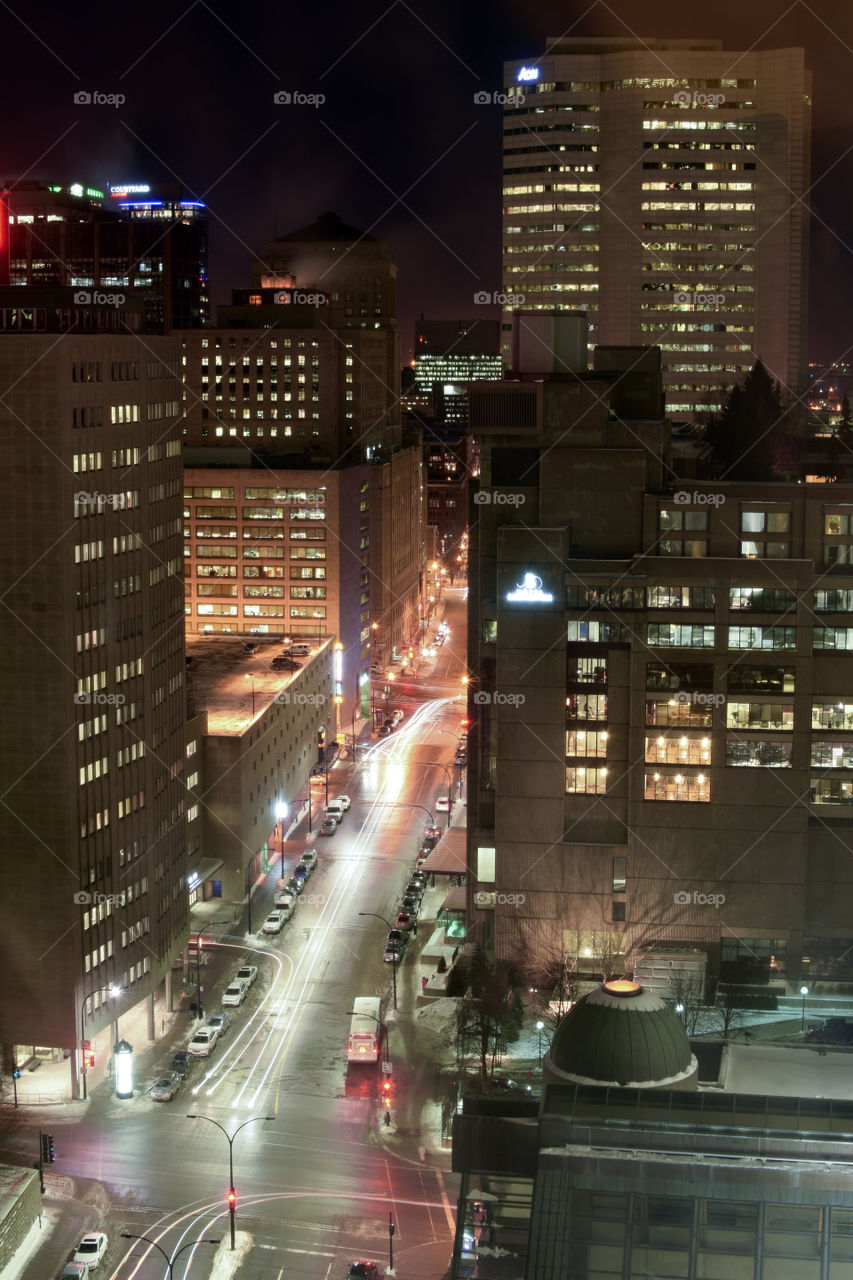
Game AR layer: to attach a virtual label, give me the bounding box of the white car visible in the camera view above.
[273,894,295,922]
[234,964,258,987]
[299,847,318,870]
[262,910,286,934]
[74,1233,108,1269]
[187,1027,218,1057]
[435,796,452,812]
[222,981,248,1006]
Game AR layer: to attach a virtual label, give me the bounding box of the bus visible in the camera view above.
[347,997,384,1064]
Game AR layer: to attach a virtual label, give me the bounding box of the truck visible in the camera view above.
[347,997,384,1064]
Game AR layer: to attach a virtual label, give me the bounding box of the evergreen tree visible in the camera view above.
[705,359,784,480]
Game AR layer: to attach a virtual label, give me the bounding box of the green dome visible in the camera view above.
[545,980,696,1089]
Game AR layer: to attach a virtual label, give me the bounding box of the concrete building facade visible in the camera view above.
[502,38,811,419]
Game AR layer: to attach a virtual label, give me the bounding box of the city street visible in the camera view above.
[1,590,468,1280]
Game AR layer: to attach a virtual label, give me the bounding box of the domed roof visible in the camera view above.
[546,980,694,1088]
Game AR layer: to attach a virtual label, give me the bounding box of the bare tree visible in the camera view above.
[668,971,706,1036]
[455,948,524,1091]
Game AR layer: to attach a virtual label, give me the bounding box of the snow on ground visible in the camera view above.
[3,1204,61,1280]
[207,1229,253,1279]
[722,1041,853,1099]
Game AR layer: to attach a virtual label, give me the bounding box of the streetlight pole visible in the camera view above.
[244,672,255,717]
[536,1020,544,1065]
[800,984,809,1033]
[120,1232,221,1278]
[389,1212,396,1276]
[186,1114,275,1249]
[359,912,398,1011]
[79,984,126,1101]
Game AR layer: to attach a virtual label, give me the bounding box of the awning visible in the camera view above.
[440,885,467,914]
[187,858,224,890]
[418,825,469,876]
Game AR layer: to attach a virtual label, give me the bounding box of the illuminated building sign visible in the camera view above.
[506,572,554,604]
[517,66,540,82]
[109,184,151,197]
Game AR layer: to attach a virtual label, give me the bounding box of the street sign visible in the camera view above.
[381,1060,393,1075]
[81,1039,91,1051]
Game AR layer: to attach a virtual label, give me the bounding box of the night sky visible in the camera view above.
[4,0,853,365]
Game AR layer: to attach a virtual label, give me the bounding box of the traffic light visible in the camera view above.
[85,1051,95,1069]
[12,1068,21,1080]
[382,1080,392,1109]
[227,1188,236,1210]
[41,1134,55,1164]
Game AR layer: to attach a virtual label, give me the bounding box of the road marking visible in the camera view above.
[436,1169,456,1235]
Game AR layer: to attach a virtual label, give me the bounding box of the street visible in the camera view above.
[1,589,469,1280]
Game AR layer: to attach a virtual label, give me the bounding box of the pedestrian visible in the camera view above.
[189,1001,197,1020]
[422,975,428,991]
[412,920,418,937]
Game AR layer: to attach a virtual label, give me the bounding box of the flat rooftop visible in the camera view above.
[186,635,330,735]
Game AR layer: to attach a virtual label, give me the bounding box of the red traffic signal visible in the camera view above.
[84,1051,95,1069]
[227,1188,236,1209]
[382,1081,392,1107]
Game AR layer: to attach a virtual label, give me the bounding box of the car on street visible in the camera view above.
[422,825,441,847]
[235,964,258,987]
[150,1073,179,1102]
[206,1011,230,1037]
[319,816,338,836]
[404,881,424,903]
[327,795,351,814]
[395,911,415,933]
[299,847,319,870]
[384,929,407,963]
[285,875,305,897]
[455,749,467,765]
[222,981,248,1006]
[273,892,296,920]
[243,642,259,654]
[262,910,286,934]
[401,894,420,917]
[169,1050,194,1080]
[73,1233,108,1269]
[59,1263,90,1280]
[378,723,392,737]
[346,1264,379,1280]
[435,795,452,812]
[806,1018,853,1044]
[435,633,445,646]
[294,861,311,883]
[392,710,404,725]
[410,869,428,888]
[188,1027,218,1057]
[271,654,302,669]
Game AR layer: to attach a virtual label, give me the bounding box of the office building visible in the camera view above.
[466,317,853,989]
[0,300,187,1094]
[3,179,208,330]
[502,38,811,418]
[413,317,502,425]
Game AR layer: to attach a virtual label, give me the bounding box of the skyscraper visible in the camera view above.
[502,38,811,420]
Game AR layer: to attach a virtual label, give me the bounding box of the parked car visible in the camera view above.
[319,816,338,836]
[285,875,305,897]
[299,847,319,870]
[206,1011,230,1037]
[410,869,428,887]
[325,795,350,820]
[262,910,286,934]
[404,881,424,902]
[346,1264,379,1280]
[243,642,259,654]
[222,981,248,1007]
[188,1027,218,1057]
[401,894,421,917]
[435,795,452,812]
[73,1233,108,1269]
[59,1263,90,1280]
[271,656,300,670]
[392,710,404,725]
[806,1018,853,1044]
[384,929,407,963]
[273,892,296,920]
[294,862,311,883]
[422,825,442,848]
[378,723,392,737]
[235,964,258,987]
[455,749,467,766]
[169,1050,194,1080]
[150,1073,179,1102]
[395,911,415,933]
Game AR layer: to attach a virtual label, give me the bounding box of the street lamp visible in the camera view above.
[244,672,255,717]
[121,1231,220,1278]
[536,1020,545,1065]
[800,985,809,1032]
[275,800,288,880]
[186,1114,275,1249]
[675,1002,685,1021]
[79,984,127,1100]
[359,912,398,1011]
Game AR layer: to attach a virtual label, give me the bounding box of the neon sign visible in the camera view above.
[109,184,151,198]
[517,66,540,82]
[506,572,554,604]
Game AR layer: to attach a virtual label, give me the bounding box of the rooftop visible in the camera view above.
[186,635,330,735]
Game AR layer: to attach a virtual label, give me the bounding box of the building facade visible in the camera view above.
[502,38,811,419]
[0,319,187,1092]
[466,351,853,987]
